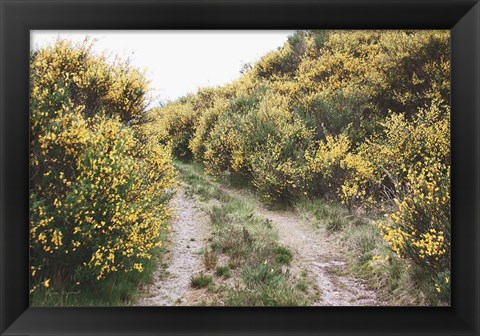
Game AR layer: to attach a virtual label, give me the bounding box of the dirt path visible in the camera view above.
[222,188,381,306]
[134,188,208,306]
[137,176,381,306]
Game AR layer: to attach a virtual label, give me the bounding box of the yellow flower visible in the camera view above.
[133,263,144,272]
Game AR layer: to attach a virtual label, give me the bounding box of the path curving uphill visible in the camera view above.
[222,187,381,306]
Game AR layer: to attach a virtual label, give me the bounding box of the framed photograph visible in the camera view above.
[1,0,479,335]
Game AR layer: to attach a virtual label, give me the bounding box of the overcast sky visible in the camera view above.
[31,31,294,105]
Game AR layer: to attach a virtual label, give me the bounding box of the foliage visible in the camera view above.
[340,99,450,207]
[190,273,214,288]
[152,30,450,305]
[178,162,310,306]
[147,102,198,159]
[306,133,351,199]
[30,39,149,123]
[379,158,450,303]
[32,30,451,305]
[29,39,175,298]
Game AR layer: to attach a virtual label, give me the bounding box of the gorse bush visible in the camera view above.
[150,30,450,304]
[146,101,199,160]
[151,30,449,205]
[380,160,450,280]
[189,99,228,162]
[30,39,148,123]
[338,99,450,209]
[306,133,351,199]
[30,40,175,297]
[375,103,450,302]
[337,99,451,301]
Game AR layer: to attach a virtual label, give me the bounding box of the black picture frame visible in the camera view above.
[1,0,479,335]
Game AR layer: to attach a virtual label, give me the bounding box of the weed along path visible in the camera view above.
[135,188,209,306]
[138,163,382,306]
[222,187,382,306]
[256,205,379,306]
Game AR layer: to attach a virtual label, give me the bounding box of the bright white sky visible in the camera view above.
[31,31,294,104]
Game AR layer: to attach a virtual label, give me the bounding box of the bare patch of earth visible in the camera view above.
[222,187,382,306]
[134,188,209,306]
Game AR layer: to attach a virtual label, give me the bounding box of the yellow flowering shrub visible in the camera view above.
[247,94,314,203]
[305,133,350,198]
[203,124,246,176]
[189,98,229,161]
[201,110,248,175]
[323,98,450,302]
[335,145,379,210]
[147,102,199,159]
[335,98,446,206]
[30,39,149,123]
[379,159,450,302]
[199,88,266,176]
[254,31,305,80]
[146,30,451,304]
[249,133,309,204]
[294,30,449,117]
[30,40,175,293]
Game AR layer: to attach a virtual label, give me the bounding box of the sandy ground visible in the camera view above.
[137,182,381,306]
[134,188,208,306]
[223,187,381,306]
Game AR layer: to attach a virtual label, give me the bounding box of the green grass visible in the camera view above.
[294,197,430,306]
[215,265,231,279]
[177,163,225,201]
[204,247,218,270]
[177,161,309,306]
[295,197,350,232]
[274,246,293,265]
[177,160,441,306]
[31,217,174,307]
[178,161,437,306]
[225,264,308,306]
[191,273,214,288]
[30,246,163,306]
